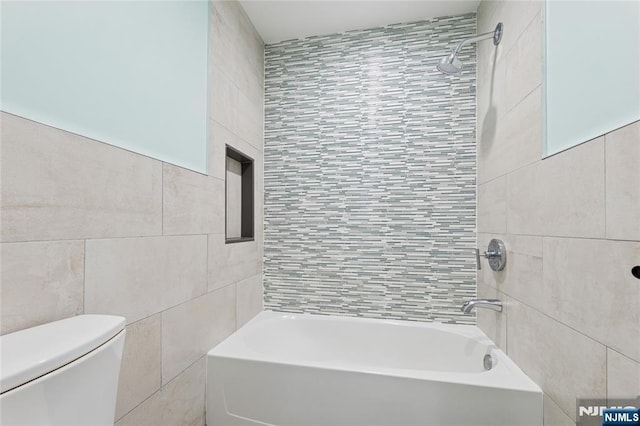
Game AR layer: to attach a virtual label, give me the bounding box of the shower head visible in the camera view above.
[437,22,503,75]
[437,54,463,75]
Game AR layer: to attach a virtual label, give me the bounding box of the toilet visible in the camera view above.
[0,315,126,425]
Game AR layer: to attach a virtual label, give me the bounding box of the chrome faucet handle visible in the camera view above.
[477,239,506,271]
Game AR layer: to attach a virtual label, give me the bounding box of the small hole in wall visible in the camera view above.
[632,266,640,280]
[225,146,254,244]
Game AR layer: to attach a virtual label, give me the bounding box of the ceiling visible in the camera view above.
[239,1,481,45]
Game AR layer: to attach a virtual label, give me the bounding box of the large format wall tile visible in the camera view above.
[208,120,236,180]
[504,13,542,112]
[475,284,507,351]
[543,395,575,426]
[506,298,606,420]
[477,2,639,424]
[477,177,506,234]
[543,237,640,362]
[163,164,224,236]
[478,233,543,311]
[0,113,162,242]
[116,357,205,426]
[478,87,542,184]
[115,314,162,420]
[264,14,477,323]
[210,0,263,100]
[605,120,640,241]
[161,285,236,384]
[477,0,542,64]
[210,65,238,133]
[506,137,605,238]
[238,88,264,151]
[236,274,263,327]
[607,348,640,399]
[0,240,84,334]
[85,236,208,324]
[0,2,263,426]
[208,234,261,291]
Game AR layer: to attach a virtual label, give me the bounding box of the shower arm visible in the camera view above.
[451,31,496,56]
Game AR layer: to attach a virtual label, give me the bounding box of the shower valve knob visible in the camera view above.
[477,239,507,271]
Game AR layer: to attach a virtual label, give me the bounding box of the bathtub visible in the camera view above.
[206,311,542,426]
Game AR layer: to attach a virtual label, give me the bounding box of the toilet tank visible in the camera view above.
[0,315,126,426]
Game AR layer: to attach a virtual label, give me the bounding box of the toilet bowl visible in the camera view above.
[0,315,126,425]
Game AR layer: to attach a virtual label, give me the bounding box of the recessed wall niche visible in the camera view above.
[225,146,254,243]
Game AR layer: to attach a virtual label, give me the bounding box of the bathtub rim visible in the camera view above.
[208,310,541,394]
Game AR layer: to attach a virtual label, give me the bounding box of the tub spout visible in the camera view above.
[461,299,503,313]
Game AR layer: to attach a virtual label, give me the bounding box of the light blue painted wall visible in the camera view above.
[1,1,209,173]
[545,0,640,155]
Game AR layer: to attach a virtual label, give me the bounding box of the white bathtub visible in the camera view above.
[206,311,542,426]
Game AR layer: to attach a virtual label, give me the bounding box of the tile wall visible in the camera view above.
[0,1,264,424]
[476,1,640,424]
[263,14,478,323]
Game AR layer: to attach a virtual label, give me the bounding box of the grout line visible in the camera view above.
[603,134,607,239]
[476,232,638,244]
[117,352,205,423]
[605,346,609,400]
[545,391,575,423]
[1,233,221,245]
[161,163,164,236]
[498,289,629,361]
[82,239,87,314]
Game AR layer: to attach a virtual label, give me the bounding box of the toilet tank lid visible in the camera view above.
[0,314,125,394]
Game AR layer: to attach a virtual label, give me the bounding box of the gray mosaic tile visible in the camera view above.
[264,14,477,324]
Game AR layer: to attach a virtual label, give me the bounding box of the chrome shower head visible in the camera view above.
[437,22,503,76]
[437,55,463,75]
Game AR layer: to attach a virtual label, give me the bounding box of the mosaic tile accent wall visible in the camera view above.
[264,14,477,323]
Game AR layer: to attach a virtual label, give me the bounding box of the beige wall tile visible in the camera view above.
[0,240,84,335]
[236,4,265,90]
[543,394,575,426]
[210,65,238,133]
[504,13,542,113]
[161,285,236,384]
[115,314,162,420]
[477,1,542,64]
[507,298,606,420]
[163,163,224,236]
[477,54,505,169]
[478,234,543,311]
[543,237,640,361]
[477,177,506,234]
[116,357,205,426]
[605,120,640,241]
[506,137,605,238]
[209,1,240,78]
[208,234,261,291]
[209,120,236,180]
[85,236,208,324]
[607,348,640,399]
[478,87,542,184]
[236,274,264,327]
[190,415,206,426]
[210,0,263,121]
[238,89,264,151]
[475,284,507,351]
[0,113,162,242]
